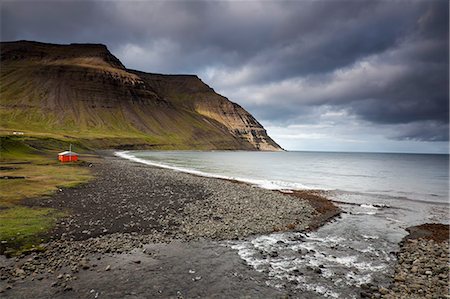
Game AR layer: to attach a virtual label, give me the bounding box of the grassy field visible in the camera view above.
[0,136,93,255]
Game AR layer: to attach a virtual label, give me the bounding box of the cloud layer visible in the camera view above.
[2,0,448,152]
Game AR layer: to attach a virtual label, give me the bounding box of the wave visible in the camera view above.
[331,189,449,206]
[116,151,448,206]
[360,204,380,209]
[115,151,312,191]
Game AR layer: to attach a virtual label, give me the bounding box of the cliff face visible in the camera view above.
[133,72,281,151]
[0,41,282,151]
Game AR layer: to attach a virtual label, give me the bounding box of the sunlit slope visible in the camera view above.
[0,41,282,150]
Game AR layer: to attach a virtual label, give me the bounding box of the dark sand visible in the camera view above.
[3,241,287,298]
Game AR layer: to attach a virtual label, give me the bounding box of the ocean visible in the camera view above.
[117,150,449,298]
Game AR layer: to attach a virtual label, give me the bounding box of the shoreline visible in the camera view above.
[115,150,342,230]
[0,151,340,298]
[112,150,342,238]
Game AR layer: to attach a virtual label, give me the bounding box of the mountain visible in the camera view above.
[0,41,282,151]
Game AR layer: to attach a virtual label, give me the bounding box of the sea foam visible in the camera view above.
[115,151,311,191]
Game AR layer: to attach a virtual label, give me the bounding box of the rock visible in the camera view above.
[379,287,389,295]
[375,236,448,298]
[14,268,26,276]
[105,265,111,271]
[79,259,90,270]
[64,285,73,291]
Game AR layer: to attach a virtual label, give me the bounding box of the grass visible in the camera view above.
[0,136,93,255]
[0,207,65,256]
[0,163,92,207]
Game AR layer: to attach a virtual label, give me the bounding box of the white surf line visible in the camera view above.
[115,150,231,180]
[115,151,312,192]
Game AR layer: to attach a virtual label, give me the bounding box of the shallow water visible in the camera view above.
[118,150,449,298]
[228,197,446,298]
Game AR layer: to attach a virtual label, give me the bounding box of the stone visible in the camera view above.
[379,287,389,295]
[79,259,90,270]
[14,268,26,277]
[269,251,278,258]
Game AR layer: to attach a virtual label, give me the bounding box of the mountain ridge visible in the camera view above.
[0,40,282,151]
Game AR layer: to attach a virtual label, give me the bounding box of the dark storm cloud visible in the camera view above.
[388,121,449,142]
[1,0,448,143]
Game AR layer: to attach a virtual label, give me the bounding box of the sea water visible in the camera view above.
[117,151,449,298]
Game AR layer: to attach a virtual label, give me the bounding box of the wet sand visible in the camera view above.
[0,152,339,298]
[2,240,287,298]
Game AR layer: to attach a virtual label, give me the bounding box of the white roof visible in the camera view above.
[58,151,79,156]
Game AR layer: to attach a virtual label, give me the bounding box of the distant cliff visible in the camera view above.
[0,41,282,151]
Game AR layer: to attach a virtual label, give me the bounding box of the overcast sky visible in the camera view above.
[2,0,448,153]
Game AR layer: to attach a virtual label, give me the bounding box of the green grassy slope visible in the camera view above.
[0,41,281,150]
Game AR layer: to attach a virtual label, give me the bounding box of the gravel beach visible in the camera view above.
[367,223,449,299]
[0,152,338,298]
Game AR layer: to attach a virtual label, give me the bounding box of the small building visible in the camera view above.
[58,151,79,162]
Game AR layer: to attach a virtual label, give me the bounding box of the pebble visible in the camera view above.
[376,238,448,298]
[79,259,90,270]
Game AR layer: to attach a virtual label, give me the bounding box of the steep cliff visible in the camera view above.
[0,41,282,151]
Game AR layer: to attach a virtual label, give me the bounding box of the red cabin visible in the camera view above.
[58,151,79,162]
